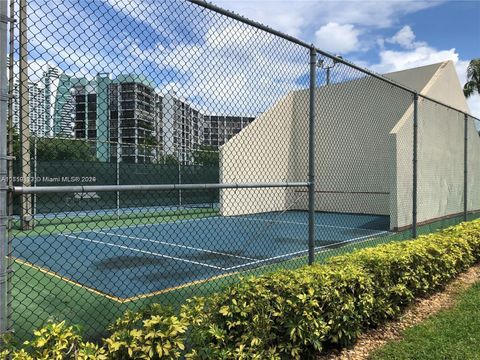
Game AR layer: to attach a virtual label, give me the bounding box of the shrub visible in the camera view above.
[105,304,189,359]
[183,219,480,358]
[3,219,480,359]
[182,263,375,359]
[0,321,107,360]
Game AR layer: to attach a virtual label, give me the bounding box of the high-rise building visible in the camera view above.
[72,74,113,162]
[12,80,48,137]
[73,74,159,163]
[203,115,255,148]
[72,74,252,164]
[43,67,74,137]
[110,75,160,164]
[10,63,74,137]
[162,92,205,164]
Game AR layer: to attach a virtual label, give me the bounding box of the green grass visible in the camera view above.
[12,261,122,341]
[11,214,479,342]
[370,280,480,360]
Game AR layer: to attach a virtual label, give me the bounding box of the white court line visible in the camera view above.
[96,231,257,261]
[66,215,222,235]
[63,234,225,270]
[242,217,385,232]
[223,230,390,271]
[65,213,384,236]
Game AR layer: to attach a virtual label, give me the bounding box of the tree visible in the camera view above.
[464,59,480,98]
[35,138,96,161]
[161,154,179,165]
[192,145,219,166]
[11,133,96,162]
[9,126,21,159]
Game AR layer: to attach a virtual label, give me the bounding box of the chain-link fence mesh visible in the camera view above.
[311,56,415,244]
[467,116,480,219]
[417,99,465,232]
[0,0,478,341]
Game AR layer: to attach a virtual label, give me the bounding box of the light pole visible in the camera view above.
[317,56,342,85]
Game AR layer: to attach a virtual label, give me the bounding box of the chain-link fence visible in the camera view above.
[0,0,479,341]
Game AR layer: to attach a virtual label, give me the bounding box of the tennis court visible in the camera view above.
[13,211,390,299]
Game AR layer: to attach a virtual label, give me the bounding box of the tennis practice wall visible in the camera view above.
[219,92,300,215]
[391,61,480,230]
[220,61,480,231]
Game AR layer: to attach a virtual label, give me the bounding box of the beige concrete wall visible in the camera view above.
[385,63,443,93]
[289,77,411,217]
[220,60,480,230]
[416,101,465,223]
[421,61,470,113]
[467,119,480,213]
[220,76,412,220]
[389,61,479,230]
[219,93,298,216]
[389,106,413,230]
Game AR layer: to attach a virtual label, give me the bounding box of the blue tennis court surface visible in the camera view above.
[14,211,390,299]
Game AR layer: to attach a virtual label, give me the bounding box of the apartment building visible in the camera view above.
[203,115,255,148]
[109,75,160,163]
[11,64,73,137]
[162,92,204,164]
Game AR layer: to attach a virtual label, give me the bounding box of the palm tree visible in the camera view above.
[464,59,480,98]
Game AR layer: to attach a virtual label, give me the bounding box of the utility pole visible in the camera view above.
[318,56,342,85]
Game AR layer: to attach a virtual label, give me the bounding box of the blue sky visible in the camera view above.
[213,0,480,116]
[403,1,479,60]
[26,0,479,117]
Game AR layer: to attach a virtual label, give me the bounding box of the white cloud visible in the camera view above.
[372,46,460,74]
[166,25,308,115]
[27,0,477,119]
[315,23,360,54]
[371,27,480,118]
[213,0,444,38]
[210,0,309,37]
[122,22,308,115]
[314,1,444,29]
[26,0,308,116]
[386,25,420,49]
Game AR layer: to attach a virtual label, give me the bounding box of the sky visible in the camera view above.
[25,0,480,118]
[212,0,480,117]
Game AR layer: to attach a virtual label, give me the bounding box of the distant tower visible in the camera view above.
[43,67,74,137]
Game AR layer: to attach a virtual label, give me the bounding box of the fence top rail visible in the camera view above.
[13,182,310,194]
[187,0,478,120]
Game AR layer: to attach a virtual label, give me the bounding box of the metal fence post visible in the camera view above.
[412,93,418,238]
[19,0,32,230]
[308,47,316,265]
[0,0,10,336]
[464,113,468,221]
[6,0,15,334]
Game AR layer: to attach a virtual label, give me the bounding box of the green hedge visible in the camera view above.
[4,219,480,359]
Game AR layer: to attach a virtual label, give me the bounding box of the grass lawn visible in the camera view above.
[370,280,480,360]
